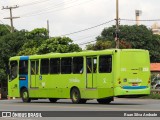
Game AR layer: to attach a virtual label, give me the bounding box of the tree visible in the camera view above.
[18,40,40,55]
[18,28,49,55]
[25,28,48,40]
[87,25,160,62]
[86,40,113,50]
[0,24,10,36]
[37,37,82,54]
[0,30,27,93]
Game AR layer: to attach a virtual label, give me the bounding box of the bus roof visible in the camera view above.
[9,49,148,60]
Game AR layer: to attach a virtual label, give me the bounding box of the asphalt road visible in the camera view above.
[0,98,160,120]
[0,98,160,111]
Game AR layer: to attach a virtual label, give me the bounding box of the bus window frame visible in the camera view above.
[73,57,84,74]
[50,58,61,74]
[61,57,72,74]
[40,59,49,75]
[19,60,28,75]
[99,55,112,73]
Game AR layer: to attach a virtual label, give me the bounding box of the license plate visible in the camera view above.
[132,83,138,86]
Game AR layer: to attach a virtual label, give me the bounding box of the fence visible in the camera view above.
[151,89,160,94]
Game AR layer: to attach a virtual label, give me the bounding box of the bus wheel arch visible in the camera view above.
[20,87,31,103]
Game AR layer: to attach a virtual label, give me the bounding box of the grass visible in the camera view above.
[141,92,160,99]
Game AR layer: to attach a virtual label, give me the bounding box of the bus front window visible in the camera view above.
[9,61,18,80]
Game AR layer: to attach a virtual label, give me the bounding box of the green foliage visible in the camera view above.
[18,40,42,55]
[0,24,10,36]
[88,25,160,62]
[0,69,7,82]
[0,31,26,58]
[37,37,82,54]
[141,92,160,99]
[18,28,49,55]
[25,28,48,40]
[18,47,38,56]
[0,30,27,83]
[0,26,82,87]
[19,36,82,55]
[86,40,113,50]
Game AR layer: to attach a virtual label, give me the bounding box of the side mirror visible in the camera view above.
[5,66,10,75]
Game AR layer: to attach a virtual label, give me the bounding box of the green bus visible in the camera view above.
[8,49,150,104]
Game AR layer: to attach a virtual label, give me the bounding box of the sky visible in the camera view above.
[0,0,160,49]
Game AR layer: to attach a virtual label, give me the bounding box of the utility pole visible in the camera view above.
[115,0,120,49]
[47,20,50,38]
[2,5,20,33]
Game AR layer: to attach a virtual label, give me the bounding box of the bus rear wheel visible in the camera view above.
[70,88,86,104]
[21,88,31,103]
[49,98,58,103]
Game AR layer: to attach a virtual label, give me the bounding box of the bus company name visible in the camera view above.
[128,78,142,83]
[69,78,80,83]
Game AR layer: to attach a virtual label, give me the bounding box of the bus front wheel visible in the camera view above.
[21,88,31,103]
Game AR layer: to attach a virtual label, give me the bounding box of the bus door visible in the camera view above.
[30,60,39,88]
[86,57,97,88]
[8,61,19,97]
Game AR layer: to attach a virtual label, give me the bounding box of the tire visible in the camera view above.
[97,98,112,104]
[49,98,58,103]
[21,88,31,103]
[70,88,85,104]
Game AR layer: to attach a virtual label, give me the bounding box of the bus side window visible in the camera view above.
[61,58,72,74]
[93,58,97,73]
[10,61,18,80]
[31,61,35,75]
[99,55,112,73]
[87,58,92,73]
[50,58,60,74]
[19,60,28,74]
[41,59,49,74]
[73,57,83,74]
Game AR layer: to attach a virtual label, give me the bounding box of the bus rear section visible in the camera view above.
[114,50,150,97]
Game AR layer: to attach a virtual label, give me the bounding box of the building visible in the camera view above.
[151,22,160,35]
[150,63,160,76]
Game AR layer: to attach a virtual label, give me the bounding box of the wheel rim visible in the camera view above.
[73,91,78,101]
[23,92,28,99]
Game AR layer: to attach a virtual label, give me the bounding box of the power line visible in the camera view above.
[20,0,78,17]
[79,40,96,45]
[73,34,98,41]
[78,18,160,46]
[20,0,51,7]
[60,19,114,36]
[19,0,95,18]
[120,18,160,22]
